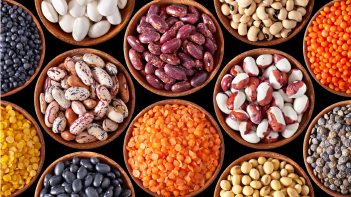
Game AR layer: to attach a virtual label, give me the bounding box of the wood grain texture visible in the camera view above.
[213,48,315,149]
[1,100,46,197]
[303,100,351,197]
[213,0,314,46]
[123,0,224,97]
[213,151,315,197]
[303,0,351,97]
[34,48,135,149]
[123,99,225,197]
[1,0,46,97]
[34,151,135,197]
[34,0,135,46]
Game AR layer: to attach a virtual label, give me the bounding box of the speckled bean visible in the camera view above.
[87,123,107,141]
[71,101,86,115]
[69,112,94,135]
[40,93,47,114]
[93,100,109,119]
[61,76,70,89]
[53,117,67,133]
[75,61,94,86]
[102,118,119,132]
[75,131,98,143]
[52,87,71,109]
[117,73,129,104]
[82,99,97,110]
[47,67,67,81]
[110,75,119,97]
[106,105,124,123]
[45,86,55,103]
[91,67,113,88]
[111,97,128,118]
[45,101,60,128]
[105,62,118,75]
[96,84,112,103]
[65,86,90,101]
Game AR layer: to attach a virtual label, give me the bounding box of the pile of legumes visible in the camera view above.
[219,0,310,41]
[41,0,128,41]
[305,0,351,94]
[126,104,221,196]
[0,1,43,95]
[0,104,42,196]
[216,54,309,144]
[39,156,132,197]
[39,53,129,144]
[218,156,310,197]
[127,3,219,93]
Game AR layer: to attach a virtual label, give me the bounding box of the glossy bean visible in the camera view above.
[171,81,191,92]
[191,71,208,87]
[128,49,144,70]
[146,74,164,89]
[155,68,176,84]
[160,54,180,65]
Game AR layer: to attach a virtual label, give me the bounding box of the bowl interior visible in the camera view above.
[123,99,225,197]
[303,100,351,197]
[1,0,45,97]
[1,100,45,197]
[213,0,314,46]
[34,0,135,46]
[34,48,135,149]
[214,151,315,197]
[213,48,315,149]
[123,0,224,97]
[34,151,135,197]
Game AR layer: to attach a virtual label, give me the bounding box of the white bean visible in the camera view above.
[72,16,90,42]
[68,0,86,18]
[52,0,68,15]
[106,7,122,25]
[117,0,127,9]
[87,0,103,22]
[88,20,111,38]
[97,0,118,16]
[41,1,59,23]
[77,0,94,6]
[59,13,76,33]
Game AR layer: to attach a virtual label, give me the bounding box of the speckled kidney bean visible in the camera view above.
[176,24,193,43]
[203,52,214,72]
[148,55,164,68]
[129,48,144,70]
[161,38,181,54]
[148,42,162,55]
[203,38,215,55]
[47,67,67,81]
[117,73,129,104]
[106,106,124,123]
[92,67,113,88]
[52,87,71,109]
[171,81,191,92]
[90,81,98,100]
[164,83,173,90]
[75,61,94,86]
[159,6,167,19]
[194,60,204,71]
[146,5,159,23]
[146,74,164,89]
[164,64,187,80]
[45,101,60,128]
[65,108,77,127]
[187,42,203,60]
[160,54,180,65]
[70,112,94,135]
[178,52,195,69]
[139,16,147,24]
[96,84,112,103]
[145,62,156,74]
[165,17,179,27]
[180,6,200,24]
[93,100,109,119]
[202,13,216,34]
[105,62,118,75]
[136,23,156,34]
[148,14,169,33]
[181,40,190,54]
[65,87,90,101]
[51,80,61,88]
[171,21,184,31]
[155,68,176,84]
[159,29,176,44]
[110,75,119,97]
[190,71,207,87]
[166,4,187,17]
[188,32,205,45]
[64,57,77,76]
[53,117,67,133]
[179,66,196,76]
[83,53,105,68]
[40,93,47,114]
[61,76,70,89]
[197,23,214,40]
[43,76,52,92]
[139,31,160,44]
[127,36,145,52]
[71,101,87,116]
[45,86,55,103]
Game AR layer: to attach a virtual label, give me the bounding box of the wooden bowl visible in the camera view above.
[214,0,314,46]
[1,0,45,97]
[213,48,315,149]
[34,151,135,197]
[123,99,225,197]
[34,48,135,149]
[303,100,351,197]
[123,0,224,97]
[214,151,315,197]
[1,100,45,197]
[34,0,135,46]
[303,0,351,97]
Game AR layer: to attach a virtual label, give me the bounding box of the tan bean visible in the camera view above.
[285,164,294,173]
[242,186,254,196]
[273,191,284,197]
[271,159,280,170]
[270,171,280,180]
[249,168,260,180]
[270,180,281,190]
[258,157,266,165]
[241,162,252,174]
[280,169,288,177]
[260,186,270,196]
[232,175,242,185]
[261,174,271,186]
[250,180,262,190]
[280,177,292,186]
[232,185,242,194]
[263,161,274,174]
[249,159,258,168]
[220,180,232,190]
[242,175,251,185]
[301,185,309,195]
[231,165,242,175]
[257,165,264,176]
[287,188,298,197]
[294,184,301,193]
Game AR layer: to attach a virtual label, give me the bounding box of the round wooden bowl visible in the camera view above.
[123,0,224,97]
[303,100,351,197]
[214,0,314,46]
[34,0,135,46]
[123,99,225,197]
[214,151,315,197]
[34,151,135,197]
[213,48,315,149]
[1,0,46,97]
[303,0,351,97]
[1,100,45,197]
[34,48,135,149]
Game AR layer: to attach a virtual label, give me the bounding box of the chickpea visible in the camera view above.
[231,165,242,175]
[270,180,282,190]
[261,174,271,186]
[242,186,254,196]
[249,168,260,180]
[241,162,252,174]
[301,185,309,195]
[242,175,252,185]
[221,180,232,190]
[249,159,258,168]
[270,171,281,180]
[263,161,274,174]
[232,185,242,194]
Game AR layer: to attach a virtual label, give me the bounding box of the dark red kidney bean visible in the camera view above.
[178,65,196,76]
[137,23,156,34]
[146,5,159,23]
[159,6,168,20]
[201,13,216,34]
[161,38,181,54]
[148,14,169,33]
[139,31,160,43]
[145,62,156,74]
[164,64,187,80]
[165,17,179,27]
[187,42,203,60]
[166,4,188,17]
[181,40,190,54]
[190,71,208,87]
[180,6,200,24]
[194,59,204,70]
[146,74,164,89]
[155,68,176,84]
[176,24,193,43]
[148,42,162,55]
[171,21,184,31]
[203,52,214,72]
[127,36,145,52]
[164,83,174,90]
[140,16,147,24]
[171,81,191,92]
[160,54,180,65]
[197,23,214,40]
[160,29,176,44]
[203,38,215,55]
[142,51,152,61]
[129,49,144,70]
[188,32,205,45]
[140,70,147,77]
[149,55,163,68]
[178,52,195,69]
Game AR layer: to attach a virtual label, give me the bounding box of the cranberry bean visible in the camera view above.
[127,36,145,52]
[141,51,152,61]
[165,17,179,27]
[155,68,176,84]
[160,29,176,44]
[197,23,214,40]
[171,81,191,92]
[139,31,160,43]
[146,5,159,23]
[137,23,156,34]
[148,14,169,33]
[161,38,181,54]
[148,55,164,68]
[201,13,216,34]
[190,71,207,87]
[187,42,203,60]
[178,52,195,69]
[140,70,147,77]
[166,4,187,17]
[148,42,162,55]
[176,24,193,43]
[146,74,164,89]
[203,52,214,72]
[188,32,205,45]
[129,49,144,70]
[164,64,187,80]
[160,54,180,65]
[194,59,204,70]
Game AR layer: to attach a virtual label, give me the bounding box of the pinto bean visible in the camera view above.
[146,74,164,89]
[45,101,59,128]
[64,57,77,75]
[160,54,180,65]
[69,112,94,135]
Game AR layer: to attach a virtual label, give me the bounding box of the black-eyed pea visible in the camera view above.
[272,159,280,170]
[252,13,259,21]
[285,164,294,173]
[229,1,239,15]
[245,1,256,16]
[242,175,251,185]
[220,189,226,197]
[231,21,240,29]
[220,180,232,190]
[294,184,301,193]
[257,2,266,7]
[261,174,271,186]
[262,0,273,6]
[249,169,260,180]
[286,0,294,11]
[237,0,253,7]
[250,180,262,190]
[231,165,242,175]
[249,159,258,168]
[253,0,262,3]
[257,165,264,176]
[232,175,242,185]
[299,177,306,185]
[270,171,280,180]
[253,21,262,28]
[280,169,288,177]
[257,6,268,20]
[263,161,274,174]
[270,22,283,35]
[232,185,242,194]
[273,191,284,197]
[247,26,260,41]
[240,14,251,23]
[288,11,302,22]
[281,28,291,38]
[271,2,282,9]
[287,188,298,197]
[260,186,270,196]
[280,177,292,187]
[277,8,287,20]
[274,33,282,38]
[267,8,278,22]
[248,18,254,27]
[232,14,242,22]
[280,161,287,170]
[253,189,259,197]
[222,191,235,197]
[262,27,273,40]
[221,4,231,15]
[300,185,309,195]
[271,180,281,190]
[238,23,248,35]
[241,162,253,174]
[242,186,254,196]
[296,7,306,16]
[258,31,264,40]
[282,19,297,29]
[263,18,273,27]
[239,6,245,15]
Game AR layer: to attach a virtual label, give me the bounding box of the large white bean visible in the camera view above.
[87,0,103,22]
[52,0,68,15]
[106,105,123,123]
[91,67,113,88]
[40,93,47,114]
[97,0,117,16]
[117,0,127,9]
[72,16,90,42]
[41,1,59,23]
[45,101,59,128]
[69,0,86,18]
[87,123,108,141]
[65,86,90,100]
[77,0,94,6]
[69,112,94,135]
[71,101,87,115]
[106,7,121,25]
[93,100,109,119]
[111,97,128,118]
[102,118,119,132]
[52,87,71,109]
[96,84,112,103]
[52,117,67,133]
[75,61,94,86]
[83,53,105,68]
[88,20,111,38]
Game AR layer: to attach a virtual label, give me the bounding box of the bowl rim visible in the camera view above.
[214,151,315,197]
[1,0,46,97]
[34,151,135,197]
[303,0,351,97]
[123,0,225,97]
[1,100,46,197]
[34,0,135,46]
[303,100,351,197]
[123,99,225,197]
[33,48,135,149]
[213,0,315,46]
[213,48,315,149]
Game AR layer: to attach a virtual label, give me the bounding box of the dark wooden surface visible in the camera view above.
[4,0,343,196]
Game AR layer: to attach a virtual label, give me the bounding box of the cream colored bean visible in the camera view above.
[263,161,274,174]
[294,0,309,7]
[238,23,248,36]
[247,26,260,41]
[248,17,254,26]
[253,20,262,28]
[97,0,118,16]
[262,27,273,40]
[222,191,235,197]
[41,1,59,23]
[239,6,245,15]
[245,1,256,16]
[249,159,258,168]
[253,190,259,197]
[252,13,259,21]
[253,0,262,3]
[262,0,273,6]
[220,180,232,190]
[249,168,260,180]
[275,33,282,38]
[288,180,296,188]
[117,0,127,9]
[87,0,102,22]
[272,159,280,170]
[250,180,262,190]
[280,161,287,170]
[88,20,111,38]
[260,186,270,196]
[288,10,302,22]
[52,0,68,15]
[299,177,306,185]
[280,177,292,186]
[232,175,242,185]
[240,14,251,23]
[220,189,226,197]
[232,185,242,194]
[261,174,271,186]
[271,180,281,190]
[267,8,278,22]
[277,8,287,20]
[281,28,291,38]
[242,186,254,196]
[107,7,122,25]
[285,164,294,173]
[262,18,272,27]
[301,185,309,195]
[281,188,288,196]
[258,30,264,40]
[257,6,268,20]
[221,4,231,16]
[281,0,287,6]
[59,13,76,33]
[269,22,283,35]
[237,0,253,7]
[242,175,251,185]
[227,175,233,181]
[280,169,288,177]
[270,171,280,180]
[296,7,306,16]
[286,0,294,11]
[73,16,90,41]
[271,2,282,9]
[68,0,86,18]
[294,184,302,193]
[231,165,242,175]
[257,165,264,176]
[229,1,239,15]
[232,14,242,22]
[282,19,297,29]
[287,188,298,197]
[274,191,284,197]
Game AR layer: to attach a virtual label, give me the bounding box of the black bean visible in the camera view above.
[43,194,55,197]
[71,194,79,197]
[85,187,99,197]
[84,175,93,187]
[113,186,122,197]
[93,173,103,187]
[39,187,49,197]
[63,183,73,193]
[106,172,115,179]
[70,164,79,174]
[72,179,83,193]
[50,185,65,195]
[77,166,88,180]
[119,189,132,197]
[80,159,93,170]
[111,169,121,178]
[55,162,65,176]
[96,187,102,194]
[117,178,123,186]
[90,157,99,165]
[64,171,76,183]
[57,194,69,197]
[79,190,88,197]
[64,160,71,167]
[101,177,110,189]
[43,173,53,188]
[110,179,120,188]
[103,188,113,197]
[49,175,63,186]
[96,163,110,174]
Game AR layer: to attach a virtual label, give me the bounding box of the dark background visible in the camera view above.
[3,0,345,196]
